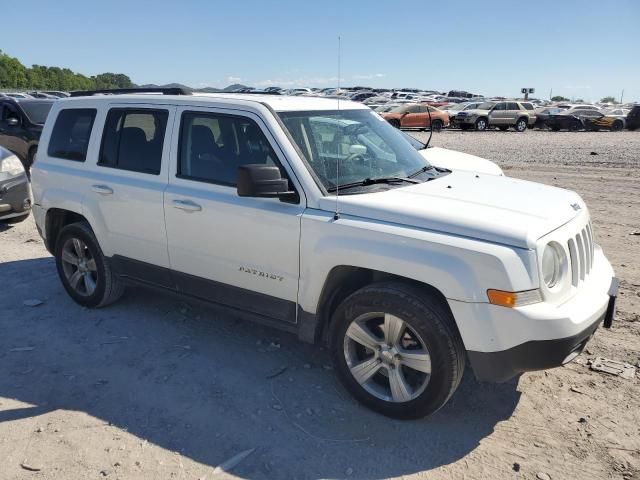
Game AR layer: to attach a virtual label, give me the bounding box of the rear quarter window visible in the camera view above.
[47,109,97,162]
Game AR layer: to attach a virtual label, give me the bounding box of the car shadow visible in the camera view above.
[0,257,521,479]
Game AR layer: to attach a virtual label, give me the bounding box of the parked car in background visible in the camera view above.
[349,91,378,102]
[455,101,536,132]
[400,132,504,176]
[1,92,35,99]
[42,91,70,98]
[583,109,629,131]
[27,92,60,99]
[439,102,482,126]
[533,107,563,129]
[626,105,640,131]
[544,110,603,131]
[556,104,600,114]
[0,98,54,170]
[382,104,449,131]
[0,145,31,223]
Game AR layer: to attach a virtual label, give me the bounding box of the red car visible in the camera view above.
[381,104,449,131]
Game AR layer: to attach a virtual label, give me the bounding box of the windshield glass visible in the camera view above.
[278,109,432,191]
[19,101,54,124]
[477,102,495,110]
[389,105,411,113]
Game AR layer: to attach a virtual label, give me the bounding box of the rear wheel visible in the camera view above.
[569,119,582,131]
[612,120,623,131]
[388,119,400,129]
[54,222,124,308]
[331,282,465,419]
[515,118,528,132]
[475,117,488,131]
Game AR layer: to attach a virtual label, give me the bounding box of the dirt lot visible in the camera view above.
[1,130,639,480]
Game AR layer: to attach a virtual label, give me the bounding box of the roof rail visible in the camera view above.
[69,87,192,97]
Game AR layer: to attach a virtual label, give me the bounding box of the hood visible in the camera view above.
[319,171,583,248]
[419,147,503,176]
[457,108,490,116]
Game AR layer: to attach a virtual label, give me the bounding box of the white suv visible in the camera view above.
[31,89,617,419]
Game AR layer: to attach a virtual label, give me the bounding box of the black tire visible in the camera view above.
[569,120,582,132]
[27,146,37,169]
[330,281,465,419]
[54,222,124,308]
[4,213,30,224]
[498,126,509,131]
[514,117,528,132]
[475,117,488,131]
[388,119,400,129]
[430,120,443,132]
[611,120,623,132]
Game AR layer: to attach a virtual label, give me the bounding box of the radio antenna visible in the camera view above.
[334,35,341,220]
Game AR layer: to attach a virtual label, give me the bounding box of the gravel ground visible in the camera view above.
[0,130,639,480]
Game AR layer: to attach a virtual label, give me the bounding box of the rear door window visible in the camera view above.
[47,108,97,161]
[506,102,520,110]
[99,108,168,174]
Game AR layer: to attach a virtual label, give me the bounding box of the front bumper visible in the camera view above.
[0,174,31,221]
[449,247,616,382]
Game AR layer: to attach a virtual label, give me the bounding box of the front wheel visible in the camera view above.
[430,120,443,132]
[54,222,124,308]
[330,282,465,419]
[612,120,623,131]
[475,118,488,131]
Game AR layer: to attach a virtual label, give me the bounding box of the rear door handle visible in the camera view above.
[91,184,114,195]
[172,199,202,212]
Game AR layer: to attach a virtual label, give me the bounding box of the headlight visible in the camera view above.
[0,154,25,177]
[541,242,565,289]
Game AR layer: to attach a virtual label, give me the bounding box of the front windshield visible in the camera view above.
[278,109,433,191]
[19,101,54,124]
[477,102,495,110]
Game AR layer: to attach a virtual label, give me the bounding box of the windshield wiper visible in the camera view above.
[327,176,419,193]
[408,165,435,178]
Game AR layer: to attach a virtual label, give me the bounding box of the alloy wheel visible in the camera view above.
[343,312,431,403]
[60,237,98,296]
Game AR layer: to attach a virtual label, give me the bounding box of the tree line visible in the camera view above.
[0,51,135,91]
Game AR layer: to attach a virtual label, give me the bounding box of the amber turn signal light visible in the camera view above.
[487,289,542,308]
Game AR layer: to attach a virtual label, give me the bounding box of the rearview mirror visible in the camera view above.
[237,164,296,201]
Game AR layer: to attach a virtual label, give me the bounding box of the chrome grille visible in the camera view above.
[567,221,594,287]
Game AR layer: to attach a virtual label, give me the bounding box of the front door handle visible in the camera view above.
[91,184,114,195]
[172,199,202,212]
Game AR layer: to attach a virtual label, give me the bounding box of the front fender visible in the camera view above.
[298,209,538,315]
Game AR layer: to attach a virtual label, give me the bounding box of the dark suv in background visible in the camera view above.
[627,105,640,131]
[0,98,54,170]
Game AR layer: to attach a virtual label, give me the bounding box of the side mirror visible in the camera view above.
[7,117,19,126]
[237,164,296,201]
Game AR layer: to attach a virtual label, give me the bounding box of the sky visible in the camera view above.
[3,0,639,102]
